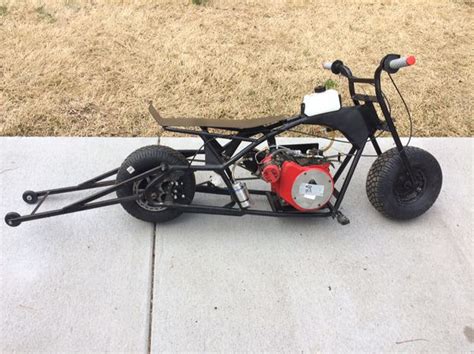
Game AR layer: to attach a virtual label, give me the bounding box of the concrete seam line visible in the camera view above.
[147,223,157,354]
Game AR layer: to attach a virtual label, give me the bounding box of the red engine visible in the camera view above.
[259,150,334,211]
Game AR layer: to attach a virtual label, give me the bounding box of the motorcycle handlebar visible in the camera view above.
[322,55,416,76]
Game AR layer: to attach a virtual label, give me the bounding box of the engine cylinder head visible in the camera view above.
[262,164,280,183]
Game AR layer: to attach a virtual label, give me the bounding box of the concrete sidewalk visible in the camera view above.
[1,137,472,352]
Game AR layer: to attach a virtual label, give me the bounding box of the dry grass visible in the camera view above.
[0,0,472,137]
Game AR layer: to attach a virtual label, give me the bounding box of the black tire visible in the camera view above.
[5,212,21,227]
[366,146,442,220]
[23,190,38,204]
[116,145,195,223]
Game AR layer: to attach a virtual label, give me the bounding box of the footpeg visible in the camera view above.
[335,211,350,225]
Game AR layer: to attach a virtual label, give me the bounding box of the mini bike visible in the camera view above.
[5,54,443,227]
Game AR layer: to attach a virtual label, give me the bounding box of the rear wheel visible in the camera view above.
[366,146,442,220]
[116,145,195,223]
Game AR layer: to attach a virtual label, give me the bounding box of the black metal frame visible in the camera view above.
[5,54,414,227]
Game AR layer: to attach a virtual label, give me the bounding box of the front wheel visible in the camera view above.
[116,145,195,223]
[366,146,442,220]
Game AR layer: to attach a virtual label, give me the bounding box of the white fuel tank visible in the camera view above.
[302,89,341,117]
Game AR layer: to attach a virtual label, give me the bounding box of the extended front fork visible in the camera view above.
[373,64,416,183]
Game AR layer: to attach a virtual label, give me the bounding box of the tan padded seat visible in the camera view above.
[149,103,286,129]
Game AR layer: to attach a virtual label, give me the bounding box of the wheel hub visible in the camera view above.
[132,176,186,212]
[394,170,426,203]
